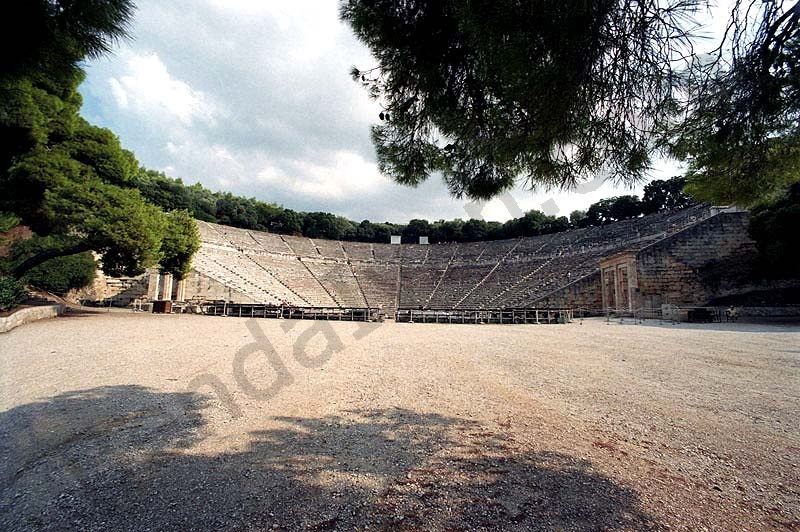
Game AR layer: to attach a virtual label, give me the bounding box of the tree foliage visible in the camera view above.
[748,183,800,279]
[673,1,800,206]
[0,0,135,84]
[132,169,693,244]
[0,80,169,278]
[341,0,696,199]
[0,0,199,281]
[585,196,644,226]
[7,235,97,293]
[342,1,799,205]
[0,276,27,311]
[642,176,695,213]
[159,210,201,281]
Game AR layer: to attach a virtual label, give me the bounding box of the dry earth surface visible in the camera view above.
[1,312,798,531]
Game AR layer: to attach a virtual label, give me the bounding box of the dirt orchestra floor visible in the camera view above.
[1,312,798,531]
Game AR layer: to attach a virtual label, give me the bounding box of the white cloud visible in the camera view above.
[107,52,218,125]
[257,151,389,201]
[109,78,128,108]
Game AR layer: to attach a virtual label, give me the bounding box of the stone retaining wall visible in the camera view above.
[637,212,756,307]
[0,304,65,333]
[534,271,603,312]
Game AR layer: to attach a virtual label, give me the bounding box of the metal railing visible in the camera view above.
[395,307,573,324]
[196,302,382,322]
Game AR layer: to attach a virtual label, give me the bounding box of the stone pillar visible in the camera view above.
[600,267,608,310]
[627,263,637,312]
[175,279,186,302]
[160,273,173,300]
[600,252,638,313]
[147,271,161,301]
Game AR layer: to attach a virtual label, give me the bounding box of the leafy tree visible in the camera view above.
[186,183,217,222]
[355,220,377,242]
[748,183,800,279]
[0,213,20,233]
[672,2,800,206]
[159,210,201,281]
[23,253,97,294]
[461,219,489,241]
[0,1,198,281]
[432,219,464,243]
[485,221,504,240]
[134,169,192,212]
[341,0,694,199]
[275,209,303,234]
[517,211,550,237]
[373,222,399,243]
[0,276,27,311]
[585,196,644,226]
[642,176,696,214]
[546,216,570,234]
[570,210,588,228]
[255,202,283,231]
[3,105,169,277]
[342,1,799,205]
[9,235,97,293]
[302,212,354,240]
[403,219,431,242]
[215,192,258,229]
[1,0,135,84]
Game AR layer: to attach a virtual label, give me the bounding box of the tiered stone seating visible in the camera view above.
[282,235,320,257]
[353,263,400,314]
[507,234,554,261]
[247,254,336,307]
[372,243,400,263]
[477,239,520,263]
[303,259,368,307]
[196,221,229,246]
[250,231,294,255]
[192,205,712,312]
[192,248,284,304]
[569,204,711,253]
[342,242,373,261]
[216,225,262,253]
[491,257,562,307]
[400,244,428,263]
[454,242,487,264]
[427,264,495,308]
[457,259,543,308]
[485,259,547,304]
[425,244,456,265]
[399,264,444,308]
[494,249,609,307]
[313,239,346,260]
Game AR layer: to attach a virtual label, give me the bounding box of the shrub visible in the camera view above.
[748,183,800,279]
[7,235,97,294]
[0,276,27,311]
[23,252,97,294]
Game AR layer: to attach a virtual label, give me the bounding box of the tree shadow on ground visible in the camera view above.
[1,386,661,531]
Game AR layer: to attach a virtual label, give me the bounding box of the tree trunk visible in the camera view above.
[12,242,93,279]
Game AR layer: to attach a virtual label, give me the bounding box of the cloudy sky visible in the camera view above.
[80,0,687,224]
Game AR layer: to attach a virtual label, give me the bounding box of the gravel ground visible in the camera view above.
[1,312,798,531]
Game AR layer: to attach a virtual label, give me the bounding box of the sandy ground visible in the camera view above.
[0,312,798,531]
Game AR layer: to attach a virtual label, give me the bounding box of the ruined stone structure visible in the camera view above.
[535,210,767,313]
[71,267,150,306]
[128,204,779,317]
